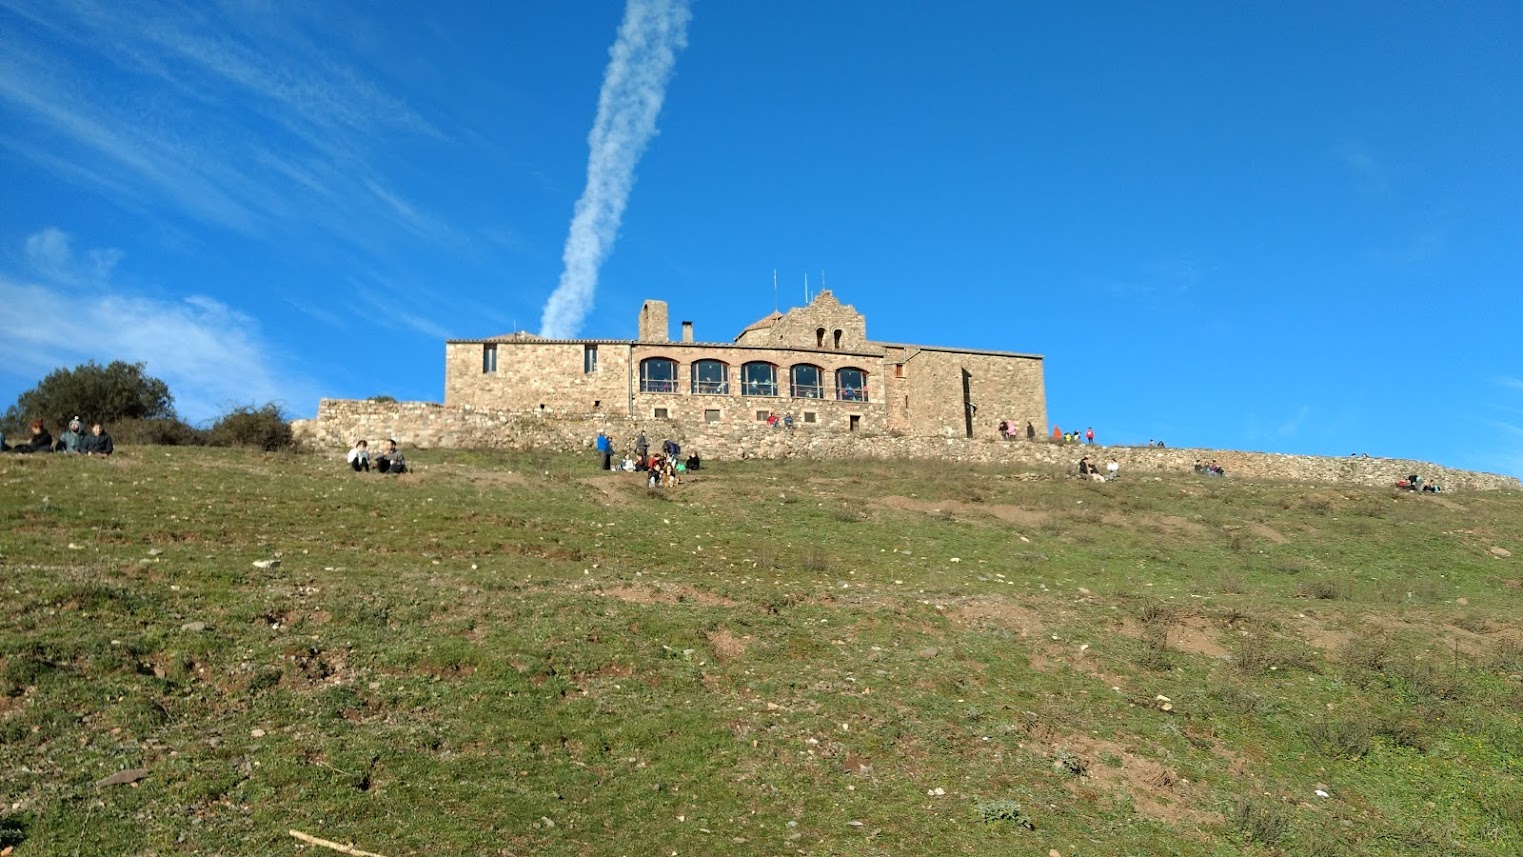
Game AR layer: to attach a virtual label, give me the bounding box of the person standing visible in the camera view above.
[596,432,613,471]
[1085,426,1095,445]
[1026,421,1036,441]
[635,431,649,460]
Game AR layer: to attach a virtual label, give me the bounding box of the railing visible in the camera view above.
[639,379,679,393]
[836,387,868,402]
[791,383,826,399]
[742,381,779,397]
[692,380,729,395]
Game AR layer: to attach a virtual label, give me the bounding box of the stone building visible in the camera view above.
[443,290,1046,439]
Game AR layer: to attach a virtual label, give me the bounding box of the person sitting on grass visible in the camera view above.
[6,420,54,454]
[55,417,86,453]
[81,422,114,456]
[347,439,371,472]
[376,439,407,474]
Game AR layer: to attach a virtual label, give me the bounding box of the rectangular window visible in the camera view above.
[584,345,598,374]
[804,412,817,424]
[654,407,669,419]
[849,415,861,432]
[482,344,497,373]
[704,409,721,424]
[894,364,904,378]
[756,410,769,421]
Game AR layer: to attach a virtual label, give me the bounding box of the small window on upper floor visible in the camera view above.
[816,327,826,348]
[833,329,843,349]
[584,345,599,374]
[483,344,498,373]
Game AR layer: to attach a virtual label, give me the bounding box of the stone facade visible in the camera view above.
[444,290,1047,440]
[291,398,1522,492]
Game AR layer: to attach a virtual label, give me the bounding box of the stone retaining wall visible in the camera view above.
[291,399,1522,492]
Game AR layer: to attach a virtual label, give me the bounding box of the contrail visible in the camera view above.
[539,0,691,339]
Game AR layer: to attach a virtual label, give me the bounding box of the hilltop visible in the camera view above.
[2,448,1521,855]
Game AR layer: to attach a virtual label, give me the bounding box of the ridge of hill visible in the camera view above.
[2,447,1521,855]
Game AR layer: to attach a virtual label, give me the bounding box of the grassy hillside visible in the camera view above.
[2,447,1521,856]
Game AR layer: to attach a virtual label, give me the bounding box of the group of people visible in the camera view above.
[601,431,700,488]
[1397,474,1441,493]
[2,417,113,455]
[1077,456,1120,481]
[346,439,407,473]
[997,420,1038,441]
[765,411,795,430]
[1049,425,1098,445]
[1194,459,1226,477]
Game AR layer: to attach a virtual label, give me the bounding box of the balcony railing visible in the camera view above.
[639,378,679,393]
[791,383,826,399]
[836,387,868,402]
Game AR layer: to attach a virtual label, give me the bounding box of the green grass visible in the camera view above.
[2,447,1522,855]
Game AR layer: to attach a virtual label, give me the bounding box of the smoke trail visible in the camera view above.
[539,0,691,339]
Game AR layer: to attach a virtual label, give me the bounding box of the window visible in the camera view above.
[816,327,826,348]
[584,345,598,374]
[482,344,497,373]
[833,329,843,349]
[741,361,778,397]
[654,407,669,419]
[704,409,721,424]
[849,415,861,432]
[756,411,769,421]
[640,357,678,393]
[790,364,824,399]
[836,367,868,401]
[894,364,905,378]
[691,359,729,395]
[803,411,817,424]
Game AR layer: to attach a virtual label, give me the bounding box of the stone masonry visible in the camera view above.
[292,398,1521,492]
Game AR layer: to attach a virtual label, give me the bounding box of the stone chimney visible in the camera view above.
[681,321,693,342]
[638,300,669,342]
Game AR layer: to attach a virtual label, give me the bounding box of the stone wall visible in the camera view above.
[292,399,1522,492]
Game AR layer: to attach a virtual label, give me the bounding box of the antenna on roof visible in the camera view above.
[821,270,827,292]
[772,269,778,313]
[804,273,809,305]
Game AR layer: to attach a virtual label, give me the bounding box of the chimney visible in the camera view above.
[681,321,693,342]
[638,300,669,341]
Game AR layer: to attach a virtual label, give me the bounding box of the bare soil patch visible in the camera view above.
[597,583,739,608]
[879,495,1051,528]
[1047,733,1222,827]
[707,627,749,663]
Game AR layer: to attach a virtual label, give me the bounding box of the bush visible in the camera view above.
[2,360,175,434]
[207,404,293,451]
[112,417,206,446]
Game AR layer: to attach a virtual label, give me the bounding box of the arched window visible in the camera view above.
[640,357,678,393]
[740,361,778,397]
[816,327,826,348]
[833,329,843,349]
[791,364,824,399]
[691,359,728,395]
[836,367,868,401]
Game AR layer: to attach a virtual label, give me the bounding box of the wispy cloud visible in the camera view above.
[1338,141,1391,197]
[0,0,446,248]
[539,0,692,339]
[0,229,321,423]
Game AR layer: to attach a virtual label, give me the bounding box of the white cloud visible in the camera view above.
[0,229,321,423]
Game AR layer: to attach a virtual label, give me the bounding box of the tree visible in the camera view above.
[206,403,294,451]
[2,361,175,433]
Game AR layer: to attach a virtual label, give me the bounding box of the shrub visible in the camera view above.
[112,417,206,446]
[2,360,175,434]
[207,403,293,451]
[1231,797,1291,846]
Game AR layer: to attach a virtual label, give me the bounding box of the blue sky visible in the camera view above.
[2,1,1519,476]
